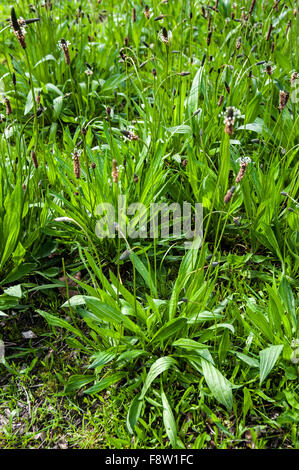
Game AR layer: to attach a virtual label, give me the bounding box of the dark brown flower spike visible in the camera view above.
[265,23,273,41]
[58,39,71,65]
[235,160,247,183]
[207,31,212,46]
[10,7,26,49]
[31,150,39,168]
[249,0,256,15]
[224,186,236,204]
[144,5,150,20]
[278,91,289,111]
[4,97,12,115]
[10,7,19,31]
[72,149,81,179]
[112,159,119,183]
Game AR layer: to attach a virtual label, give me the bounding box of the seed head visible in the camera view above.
[291,72,298,85]
[112,159,119,183]
[58,39,71,65]
[222,106,241,135]
[235,160,247,183]
[265,23,273,41]
[31,150,39,168]
[158,27,172,45]
[249,0,256,15]
[4,97,12,115]
[207,31,212,46]
[224,186,236,204]
[72,149,82,179]
[144,5,150,20]
[278,90,289,111]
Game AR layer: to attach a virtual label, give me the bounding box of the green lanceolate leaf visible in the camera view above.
[201,358,233,410]
[161,389,177,448]
[64,375,95,393]
[127,395,144,434]
[37,310,84,338]
[259,345,284,385]
[84,297,145,338]
[84,372,126,394]
[150,318,187,344]
[139,357,177,400]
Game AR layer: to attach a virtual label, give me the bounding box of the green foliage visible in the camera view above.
[0,0,298,449]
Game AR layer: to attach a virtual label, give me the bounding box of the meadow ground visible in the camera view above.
[0,0,298,449]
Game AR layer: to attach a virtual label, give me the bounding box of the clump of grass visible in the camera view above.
[0,0,298,450]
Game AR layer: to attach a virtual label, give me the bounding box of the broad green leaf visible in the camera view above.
[45,82,64,96]
[1,263,37,285]
[37,310,84,338]
[84,372,125,394]
[201,358,233,410]
[237,118,271,137]
[167,125,192,135]
[139,357,177,400]
[84,297,145,337]
[116,350,146,365]
[279,277,296,327]
[0,340,4,364]
[89,351,117,369]
[168,238,201,320]
[187,67,203,115]
[61,295,86,308]
[243,387,253,419]
[127,395,144,434]
[172,338,208,350]
[24,90,34,115]
[34,54,57,68]
[65,374,95,393]
[130,253,157,297]
[53,96,64,119]
[259,345,284,385]
[4,284,22,298]
[187,310,223,324]
[235,352,259,368]
[161,389,177,448]
[150,318,187,344]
